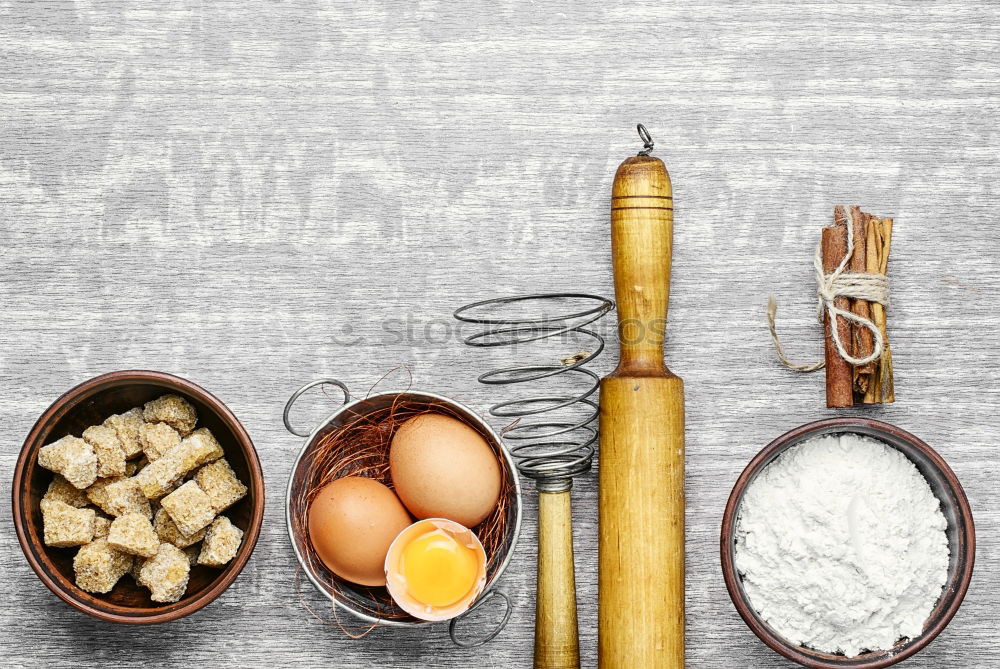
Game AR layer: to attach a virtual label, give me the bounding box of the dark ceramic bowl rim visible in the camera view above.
[720,418,975,669]
[12,370,265,624]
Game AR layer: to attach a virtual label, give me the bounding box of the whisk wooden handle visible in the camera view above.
[534,489,580,669]
[599,153,685,668]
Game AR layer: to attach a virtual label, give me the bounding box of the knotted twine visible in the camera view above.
[768,208,890,372]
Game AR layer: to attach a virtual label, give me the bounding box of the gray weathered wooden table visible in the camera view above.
[2,2,997,667]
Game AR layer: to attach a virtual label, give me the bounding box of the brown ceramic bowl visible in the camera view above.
[12,370,264,624]
[721,418,975,668]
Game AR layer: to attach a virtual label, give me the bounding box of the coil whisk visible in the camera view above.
[454,293,614,492]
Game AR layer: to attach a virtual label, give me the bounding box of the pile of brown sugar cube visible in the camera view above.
[38,394,247,603]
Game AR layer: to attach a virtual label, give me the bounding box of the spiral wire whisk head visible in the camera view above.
[454,293,614,491]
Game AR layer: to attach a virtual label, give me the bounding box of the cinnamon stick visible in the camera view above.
[862,217,895,404]
[822,219,854,408]
[879,217,895,403]
[849,206,875,395]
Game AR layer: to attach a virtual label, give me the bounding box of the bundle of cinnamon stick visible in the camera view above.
[823,206,894,408]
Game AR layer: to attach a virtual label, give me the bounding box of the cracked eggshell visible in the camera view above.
[384,518,487,622]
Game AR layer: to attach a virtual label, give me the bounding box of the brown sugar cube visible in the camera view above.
[42,500,96,547]
[89,477,151,518]
[160,481,217,537]
[194,459,247,512]
[138,543,190,603]
[135,429,221,499]
[143,394,197,436]
[103,408,145,458]
[134,454,186,499]
[38,436,97,490]
[74,538,132,594]
[153,507,207,548]
[139,422,181,462]
[93,514,112,539]
[198,516,243,568]
[175,428,224,471]
[104,478,153,518]
[43,476,90,508]
[83,424,127,478]
[107,513,159,558]
[85,477,121,510]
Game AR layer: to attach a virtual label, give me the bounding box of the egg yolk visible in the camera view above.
[399,530,479,608]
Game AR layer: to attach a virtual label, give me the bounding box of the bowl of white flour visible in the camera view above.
[721,418,975,668]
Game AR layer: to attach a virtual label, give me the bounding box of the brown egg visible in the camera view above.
[389,414,501,527]
[307,476,412,586]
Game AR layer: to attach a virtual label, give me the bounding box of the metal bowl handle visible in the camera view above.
[448,589,512,648]
[283,379,352,437]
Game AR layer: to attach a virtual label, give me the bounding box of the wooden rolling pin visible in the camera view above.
[598,126,685,668]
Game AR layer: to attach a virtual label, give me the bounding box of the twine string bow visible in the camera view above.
[768,210,889,372]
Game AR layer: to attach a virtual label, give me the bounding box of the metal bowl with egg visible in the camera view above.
[720,418,975,668]
[283,379,522,643]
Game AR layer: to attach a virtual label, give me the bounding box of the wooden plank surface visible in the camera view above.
[1,1,997,666]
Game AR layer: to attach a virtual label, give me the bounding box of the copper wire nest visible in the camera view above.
[289,393,518,624]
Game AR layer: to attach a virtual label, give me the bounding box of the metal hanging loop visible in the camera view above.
[448,589,513,647]
[637,123,654,156]
[282,378,352,437]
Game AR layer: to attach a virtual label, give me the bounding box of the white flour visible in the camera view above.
[734,433,950,657]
